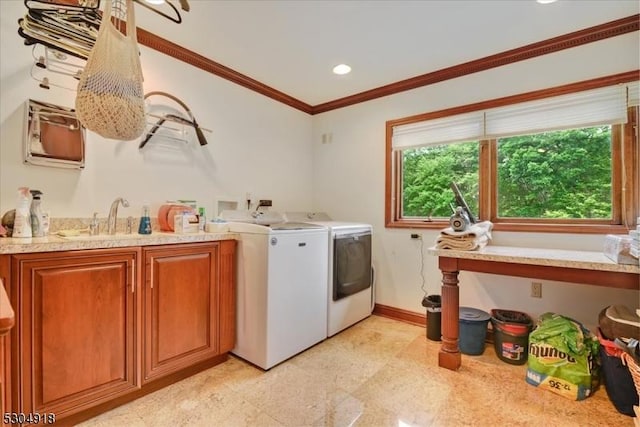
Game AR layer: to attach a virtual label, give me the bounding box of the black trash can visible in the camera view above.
[422,295,441,341]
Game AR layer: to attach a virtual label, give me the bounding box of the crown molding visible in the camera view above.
[312,14,640,114]
[136,27,314,114]
[136,14,639,116]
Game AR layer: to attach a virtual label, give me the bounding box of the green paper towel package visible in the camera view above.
[526,312,600,400]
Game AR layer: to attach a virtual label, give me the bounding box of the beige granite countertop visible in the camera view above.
[428,245,640,274]
[0,232,238,254]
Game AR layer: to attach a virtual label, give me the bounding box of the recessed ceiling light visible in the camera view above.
[332,64,352,75]
[536,0,558,4]
[145,0,166,5]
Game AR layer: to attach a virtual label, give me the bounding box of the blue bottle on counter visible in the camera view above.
[138,205,152,235]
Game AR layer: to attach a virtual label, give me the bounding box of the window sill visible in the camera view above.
[386,219,633,234]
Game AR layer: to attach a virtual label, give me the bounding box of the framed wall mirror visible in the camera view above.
[24,99,85,169]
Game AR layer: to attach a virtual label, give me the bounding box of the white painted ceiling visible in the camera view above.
[2,1,639,106]
[133,0,639,105]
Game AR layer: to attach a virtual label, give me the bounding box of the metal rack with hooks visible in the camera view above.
[139,91,211,149]
[24,99,85,169]
[29,44,85,91]
[19,0,191,90]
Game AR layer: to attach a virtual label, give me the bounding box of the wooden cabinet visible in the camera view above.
[0,239,236,425]
[144,243,216,382]
[0,256,15,416]
[9,248,140,420]
[143,241,234,382]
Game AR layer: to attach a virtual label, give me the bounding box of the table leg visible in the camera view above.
[438,258,460,370]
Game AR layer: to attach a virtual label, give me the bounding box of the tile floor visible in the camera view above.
[80,315,633,426]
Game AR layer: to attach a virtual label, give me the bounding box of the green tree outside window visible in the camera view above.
[400,126,612,220]
[402,142,479,218]
[497,126,611,219]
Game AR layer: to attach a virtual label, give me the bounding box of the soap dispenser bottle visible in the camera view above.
[29,190,44,237]
[13,187,32,238]
[138,205,152,235]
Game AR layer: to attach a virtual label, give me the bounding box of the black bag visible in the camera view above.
[599,345,638,416]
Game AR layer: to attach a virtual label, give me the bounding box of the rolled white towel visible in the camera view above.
[436,233,489,250]
[435,221,493,251]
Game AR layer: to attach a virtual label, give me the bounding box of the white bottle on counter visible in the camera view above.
[41,211,50,235]
[13,187,32,238]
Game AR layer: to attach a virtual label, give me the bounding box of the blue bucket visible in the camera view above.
[459,307,490,355]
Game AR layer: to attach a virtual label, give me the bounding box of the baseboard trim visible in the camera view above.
[372,303,495,343]
[373,303,426,327]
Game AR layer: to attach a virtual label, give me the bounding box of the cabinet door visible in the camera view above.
[143,243,219,383]
[13,249,140,419]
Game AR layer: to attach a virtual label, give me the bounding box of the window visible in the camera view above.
[385,75,639,233]
[401,142,479,218]
[496,126,612,220]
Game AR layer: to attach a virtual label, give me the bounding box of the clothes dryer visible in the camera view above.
[285,212,374,337]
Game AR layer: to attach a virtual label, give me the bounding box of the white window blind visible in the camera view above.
[485,85,628,138]
[392,83,636,151]
[628,81,640,107]
[392,111,483,150]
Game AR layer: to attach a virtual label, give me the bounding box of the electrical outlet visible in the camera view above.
[321,133,333,144]
[410,233,421,240]
[531,282,542,298]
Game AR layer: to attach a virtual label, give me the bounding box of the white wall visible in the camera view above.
[0,2,314,219]
[311,33,640,329]
[1,3,637,330]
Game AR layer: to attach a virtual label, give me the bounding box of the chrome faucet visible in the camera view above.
[107,197,130,235]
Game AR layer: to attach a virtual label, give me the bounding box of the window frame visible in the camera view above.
[385,72,639,234]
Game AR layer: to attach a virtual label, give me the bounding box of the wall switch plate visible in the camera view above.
[531,282,542,298]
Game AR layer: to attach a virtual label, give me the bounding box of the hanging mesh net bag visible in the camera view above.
[75,0,145,141]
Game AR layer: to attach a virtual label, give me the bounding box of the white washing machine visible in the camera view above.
[285,212,374,337]
[221,211,329,369]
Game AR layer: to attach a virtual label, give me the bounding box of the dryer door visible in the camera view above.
[333,232,372,301]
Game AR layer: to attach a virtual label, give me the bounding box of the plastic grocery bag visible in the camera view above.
[526,312,600,400]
